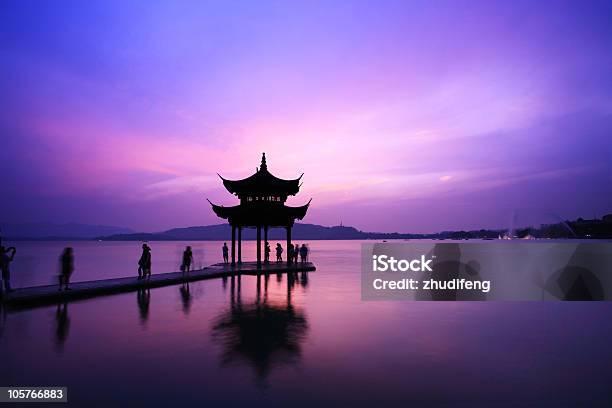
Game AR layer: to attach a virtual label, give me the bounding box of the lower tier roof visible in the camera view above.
[208,200,311,227]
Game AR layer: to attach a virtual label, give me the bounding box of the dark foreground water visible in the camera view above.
[1,241,611,407]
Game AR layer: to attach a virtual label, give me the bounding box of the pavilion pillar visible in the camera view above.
[231,225,236,266]
[256,225,262,268]
[256,274,261,304]
[237,226,242,264]
[286,225,292,265]
[264,226,269,263]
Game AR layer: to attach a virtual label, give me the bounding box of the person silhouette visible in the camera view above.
[222,243,229,264]
[293,244,299,264]
[144,245,152,278]
[276,243,283,262]
[264,242,271,263]
[0,245,16,294]
[181,246,193,273]
[138,244,148,279]
[287,244,294,265]
[59,247,74,291]
[299,244,308,263]
[137,244,151,279]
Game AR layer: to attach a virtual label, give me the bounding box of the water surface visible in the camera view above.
[1,240,611,407]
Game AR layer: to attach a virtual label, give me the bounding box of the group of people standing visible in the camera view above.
[1,240,310,296]
[268,242,308,263]
[221,242,310,264]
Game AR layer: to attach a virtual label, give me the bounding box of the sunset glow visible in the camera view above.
[2,1,611,232]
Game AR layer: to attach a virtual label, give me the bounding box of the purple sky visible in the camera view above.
[1,0,611,233]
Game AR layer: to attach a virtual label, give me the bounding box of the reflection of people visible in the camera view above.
[276,244,283,262]
[0,301,6,340]
[180,282,192,315]
[222,243,229,264]
[137,288,151,324]
[138,244,151,279]
[59,247,74,291]
[300,271,309,288]
[264,242,271,263]
[55,302,70,351]
[181,246,193,273]
[0,245,16,294]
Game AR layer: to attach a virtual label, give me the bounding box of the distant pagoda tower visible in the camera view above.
[208,153,311,267]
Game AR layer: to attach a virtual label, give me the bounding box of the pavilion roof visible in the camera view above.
[208,199,311,227]
[218,153,302,196]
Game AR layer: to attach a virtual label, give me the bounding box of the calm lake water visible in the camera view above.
[1,240,611,407]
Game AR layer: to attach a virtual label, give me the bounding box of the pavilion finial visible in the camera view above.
[260,152,267,171]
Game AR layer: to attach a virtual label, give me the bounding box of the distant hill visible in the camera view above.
[96,215,612,241]
[0,222,134,240]
[99,223,424,241]
[4,215,612,241]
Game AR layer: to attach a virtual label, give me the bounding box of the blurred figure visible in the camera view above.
[545,243,605,301]
[59,247,74,291]
[429,243,461,301]
[293,244,299,264]
[287,244,294,265]
[138,244,151,279]
[0,245,16,294]
[264,242,271,263]
[276,243,283,262]
[181,246,194,273]
[222,242,229,264]
[299,244,308,263]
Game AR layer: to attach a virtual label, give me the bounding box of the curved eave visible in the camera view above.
[287,198,312,220]
[207,199,239,220]
[219,169,302,196]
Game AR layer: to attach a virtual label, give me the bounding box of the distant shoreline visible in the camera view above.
[3,216,611,241]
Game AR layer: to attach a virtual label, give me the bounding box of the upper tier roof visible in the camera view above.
[219,153,303,196]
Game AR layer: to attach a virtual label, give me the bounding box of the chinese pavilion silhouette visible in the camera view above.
[209,153,311,267]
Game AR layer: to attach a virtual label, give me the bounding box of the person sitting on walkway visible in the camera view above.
[181,246,193,273]
[300,244,308,263]
[59,247,74,291]
[137,244,150,279]
[276,243,283,262]
[222,242,229,264]
[264,242,271,263]
[0,245,16,294]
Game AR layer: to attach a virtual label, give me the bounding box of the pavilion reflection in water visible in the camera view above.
[211,272,309,386]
